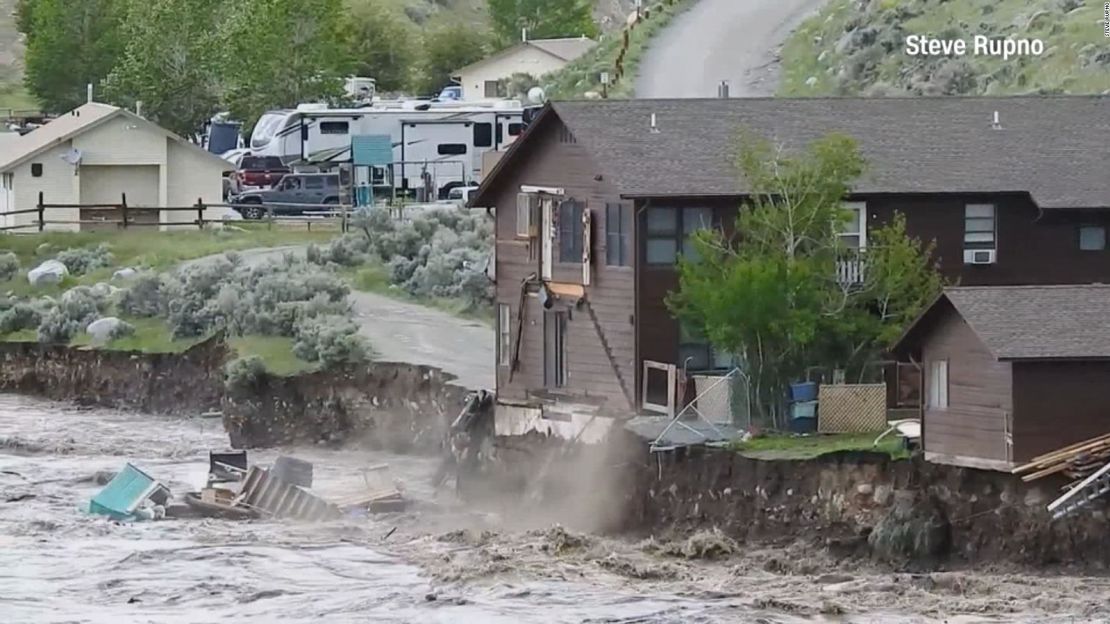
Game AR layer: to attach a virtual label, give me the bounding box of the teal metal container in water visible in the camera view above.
[89,463,169,521]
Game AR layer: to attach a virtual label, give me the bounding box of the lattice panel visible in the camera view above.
[818,383,887,433]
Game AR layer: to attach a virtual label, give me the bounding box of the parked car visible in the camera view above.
[445,185,480,206]
[234,173,341,219]
[437,85,462,101]
[221,149,251,200]
[233,155,290,196]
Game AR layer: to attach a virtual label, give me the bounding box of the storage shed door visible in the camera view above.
[79,165,159,227]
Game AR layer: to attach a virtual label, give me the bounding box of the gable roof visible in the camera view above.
[454,37,595,75]
[511,96,1110,209]
[897,285,1110,361]
[0,102,232,172]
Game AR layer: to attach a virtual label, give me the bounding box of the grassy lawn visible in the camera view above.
[343,262,493,325]
[734,432,910,460]
[62,317,316,375]
[0,226,336,296]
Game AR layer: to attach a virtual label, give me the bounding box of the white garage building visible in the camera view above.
[0,102,233,231]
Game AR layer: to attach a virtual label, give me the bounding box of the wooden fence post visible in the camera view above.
[37,191,44,232]
[121,192,129,229]
[195,197,205,229]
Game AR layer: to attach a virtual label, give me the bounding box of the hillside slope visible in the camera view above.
[779,0,1110,97]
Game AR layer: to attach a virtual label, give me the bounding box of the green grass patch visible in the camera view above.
[0,328,37,342]
[229,335,316,376]
[545,0,695,99]
[69,317,204,354]
[734,432,909,460]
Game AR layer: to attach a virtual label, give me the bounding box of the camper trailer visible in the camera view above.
[248,100,524,198]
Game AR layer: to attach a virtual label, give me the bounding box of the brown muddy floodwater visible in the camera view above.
[0,394,1106,623]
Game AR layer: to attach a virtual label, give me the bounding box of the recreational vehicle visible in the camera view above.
[248,100,524,197]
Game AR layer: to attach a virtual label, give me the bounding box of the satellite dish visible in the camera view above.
[60,148,83,166]
[527,87,546,105]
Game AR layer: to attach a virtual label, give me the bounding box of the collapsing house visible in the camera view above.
[468,95,1110,448]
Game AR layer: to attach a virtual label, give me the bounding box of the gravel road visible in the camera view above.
[636,0,828,98]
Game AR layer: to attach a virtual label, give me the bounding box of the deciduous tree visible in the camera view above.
[101,0,223,136]
[487,0,598,47]
[415,22,490,95]
[21,0,125,112]
[345,1,417,93]
[667,133,943,426]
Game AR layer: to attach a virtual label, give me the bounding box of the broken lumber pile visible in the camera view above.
[1012,433,1110,486]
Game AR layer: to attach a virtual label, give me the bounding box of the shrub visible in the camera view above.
[118,273,166,318]
[0,252,19,281]
[56,244,113,276]
[293,314,368,367]
[109,320,136,340]
[0,300,45,334]
[36,286,108,343]
[306,234,371,267]
[224,355,267,391]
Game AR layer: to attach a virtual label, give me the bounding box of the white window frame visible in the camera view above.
[964,203,996,249]
[839,201,867,249]
[928,359,949,410]
[497,304,511,367]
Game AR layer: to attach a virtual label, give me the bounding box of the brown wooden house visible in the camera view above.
[893,285,1110,471]
[470,96,1110,440]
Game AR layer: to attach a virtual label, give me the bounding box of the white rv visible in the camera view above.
[249,99,524,197]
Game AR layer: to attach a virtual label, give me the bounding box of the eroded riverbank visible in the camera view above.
[2,395,1108,623]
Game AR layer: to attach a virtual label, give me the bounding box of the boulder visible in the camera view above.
[111,268,138,282]
[27,260,68,286]
[868,494,951,563]
[86,317,130,345]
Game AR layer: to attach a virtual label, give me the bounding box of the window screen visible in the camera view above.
[558,200,584,262]
[606,203,630,266]
[964,204,996,248]
[928,360,949,409]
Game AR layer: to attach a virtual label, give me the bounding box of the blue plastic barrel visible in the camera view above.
[790,382,818,402]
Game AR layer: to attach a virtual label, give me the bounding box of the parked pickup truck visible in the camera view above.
[233,173,341,219]
[234,156,290,195]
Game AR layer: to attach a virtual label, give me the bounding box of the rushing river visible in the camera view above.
[1,394,1105,623]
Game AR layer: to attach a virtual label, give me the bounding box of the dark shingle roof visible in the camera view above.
[941,285,1110,360]
[551,96,1110,209]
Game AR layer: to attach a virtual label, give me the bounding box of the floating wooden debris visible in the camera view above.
[1012,432,1110,484]
[236,466,339,522]
[333,464,407,513]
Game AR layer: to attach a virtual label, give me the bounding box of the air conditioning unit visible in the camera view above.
[964,249,997,265]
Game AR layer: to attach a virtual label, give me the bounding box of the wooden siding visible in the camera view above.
[492,116,636,414]
[920,303,1013,464]
[1011,361,1110,462]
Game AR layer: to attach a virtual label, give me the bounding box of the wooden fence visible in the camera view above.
[0,192,352,233]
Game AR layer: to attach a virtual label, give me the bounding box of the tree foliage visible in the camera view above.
[101,0,224,136]
[487,0,598,47]
[668,133,945,426]
[415,22,490,95]
[219,0,353,126]
[21,0,125,112]
[345,1,417,93]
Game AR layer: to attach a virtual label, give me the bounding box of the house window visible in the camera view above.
[498,304,511,367]
[544,310,568,388]
[2,173,12,189]
[928,360,949,410]
[473,123,493,148]
[1079,225,1106,251]
[645,206,713,265]
[679,323,734,372]
[31,163,42,177]
[840,202,867,248]
[319,121,349,135]
[437,143,467,155]
[484,80,499,98]
[558,200,584,262]
[515,193,536,238]
[606,202,631,266]
[964,204,996,249]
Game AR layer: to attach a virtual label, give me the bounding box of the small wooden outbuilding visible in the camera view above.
[894,285,1110,471]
